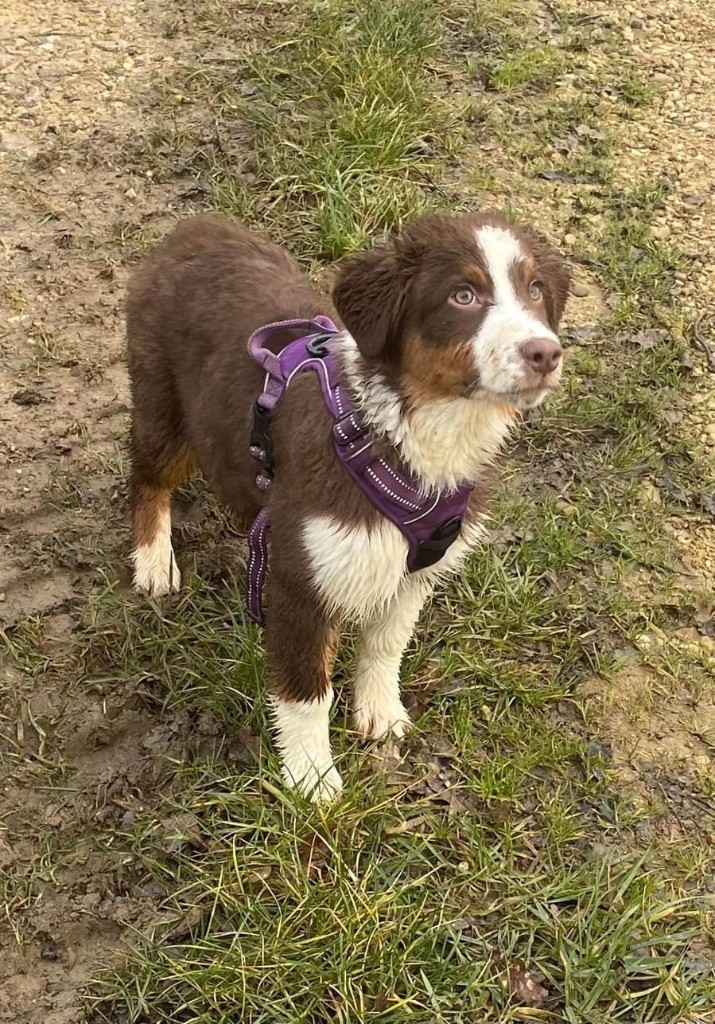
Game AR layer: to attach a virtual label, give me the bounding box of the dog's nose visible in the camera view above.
[520,338,562,376]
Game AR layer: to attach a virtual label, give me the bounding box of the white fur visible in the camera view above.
[302,515,408,621]
[303,513,488,624]
[472,225,562,400]
[131,508,180,596]
[271,691,342,802]
[341,340,515,492]
[303,512,488,742]
[353,578,431,740]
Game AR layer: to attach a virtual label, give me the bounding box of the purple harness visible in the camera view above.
[245,317,473,623]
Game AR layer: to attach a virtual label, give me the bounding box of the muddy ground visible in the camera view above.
[1,3,201,1021]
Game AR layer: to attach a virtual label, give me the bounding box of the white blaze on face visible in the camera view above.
[472,225,561,399]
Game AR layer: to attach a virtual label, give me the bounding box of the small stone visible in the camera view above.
[705,424,715,439]
[638,482,662,505]
[650,224,671,240]
[564,233,577,245]
[124,186,137,199]
[571,281,590,297]
[0,594,6,602]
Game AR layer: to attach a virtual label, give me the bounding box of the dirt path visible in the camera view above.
[1,0,190,624]
[595,0,715,579]
[1,1,714,1022]
[1,3,194,1022]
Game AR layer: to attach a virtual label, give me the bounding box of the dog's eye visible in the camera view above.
[451,286,477,306]
[529,281,543,300]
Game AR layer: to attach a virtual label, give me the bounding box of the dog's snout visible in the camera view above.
[520,338,562,376]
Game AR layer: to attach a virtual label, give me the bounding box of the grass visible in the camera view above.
[490,47,566,91]
[2,0,713,1021]
[190,0,460,262]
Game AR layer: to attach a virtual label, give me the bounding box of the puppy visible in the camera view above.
[126,213,569,800]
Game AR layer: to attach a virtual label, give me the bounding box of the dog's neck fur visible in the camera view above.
[340,335,516,493]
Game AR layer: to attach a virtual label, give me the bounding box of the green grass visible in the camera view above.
[594,181,689,327]
[3,0,712,1021]
[192,0,460,262]
[489,46,566,91]
[90,800,712,1022]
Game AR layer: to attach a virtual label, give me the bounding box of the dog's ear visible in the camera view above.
[541,250,571,330]
[525,230,571,329]
[332,246,408,361]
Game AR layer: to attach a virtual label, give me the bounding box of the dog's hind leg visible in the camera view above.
[130,460,192,596]
[352,577,434,742]
[129,378,196,596]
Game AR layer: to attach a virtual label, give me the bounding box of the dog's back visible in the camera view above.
[126,217,336,592]
[127,217,319,385]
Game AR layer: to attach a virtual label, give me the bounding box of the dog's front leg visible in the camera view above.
[265,571,342,802]
[353,577,434,742]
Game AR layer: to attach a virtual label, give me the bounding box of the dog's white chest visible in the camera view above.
[301,513,486,621]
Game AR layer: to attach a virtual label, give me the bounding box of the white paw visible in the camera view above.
[132,546,181,596]
[282,756,343,803]
[353,698,411,741]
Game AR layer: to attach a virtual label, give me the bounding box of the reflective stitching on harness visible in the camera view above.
[345,441,372,462]
[247,512,268,617]
[379,459,423,499]
[365,467,421,510]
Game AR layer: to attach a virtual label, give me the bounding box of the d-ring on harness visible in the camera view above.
[246,317,474,624]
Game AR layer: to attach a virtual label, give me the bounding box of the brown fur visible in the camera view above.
[131,484,169,549]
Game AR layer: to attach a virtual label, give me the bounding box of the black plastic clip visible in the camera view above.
[413,517,462,570]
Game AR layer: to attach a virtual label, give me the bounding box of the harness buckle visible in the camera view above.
[250,401,274,478]
[412,516,462,571]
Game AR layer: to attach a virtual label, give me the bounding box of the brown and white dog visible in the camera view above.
[126,212,569,801]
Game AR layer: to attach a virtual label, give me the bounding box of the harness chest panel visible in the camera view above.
[245,318,473,624]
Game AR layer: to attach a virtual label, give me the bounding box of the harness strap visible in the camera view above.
[249,315,338,409]
[247,508,270,624]
[245,318,473,624]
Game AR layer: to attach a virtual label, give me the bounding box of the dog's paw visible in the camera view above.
[132,547,181,596]
[354,698,411,742]
[282,756,343,804]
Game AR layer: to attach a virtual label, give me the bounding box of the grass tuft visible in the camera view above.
[199,0,459,262]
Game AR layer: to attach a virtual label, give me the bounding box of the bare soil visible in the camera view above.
[1,3,200,1021]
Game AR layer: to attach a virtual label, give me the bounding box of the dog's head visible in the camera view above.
[333,212,570,411]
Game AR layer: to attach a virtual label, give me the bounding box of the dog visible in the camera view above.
[126,212,570,801]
